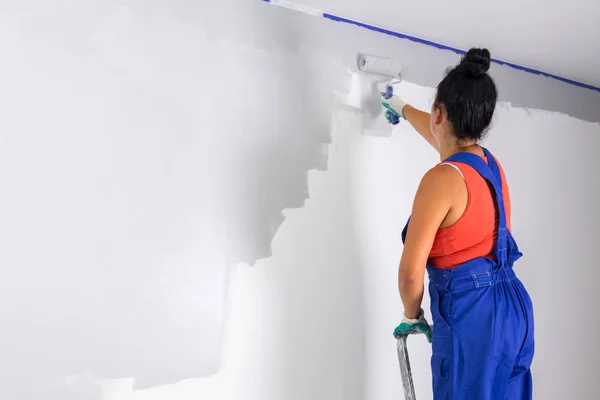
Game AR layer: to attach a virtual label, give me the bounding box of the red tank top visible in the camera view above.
[428,156,512,268]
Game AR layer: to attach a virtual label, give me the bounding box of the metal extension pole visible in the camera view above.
[396,334,416,400]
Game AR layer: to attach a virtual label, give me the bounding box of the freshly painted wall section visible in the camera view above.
[0,2,349,398]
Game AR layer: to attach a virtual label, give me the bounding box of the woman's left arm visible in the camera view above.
[399,165,455,319]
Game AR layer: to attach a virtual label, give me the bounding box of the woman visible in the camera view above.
[382,48,535,400]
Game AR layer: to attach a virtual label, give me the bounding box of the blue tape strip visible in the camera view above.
[322,13,600,93]
[323,14,465,54]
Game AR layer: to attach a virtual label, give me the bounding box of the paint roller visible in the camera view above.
[357,54,402,81]
[356,54,404,126]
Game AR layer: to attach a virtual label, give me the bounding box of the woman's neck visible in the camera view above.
[439,140,481,161]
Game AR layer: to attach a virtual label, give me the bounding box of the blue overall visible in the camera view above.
[401,148,535,400]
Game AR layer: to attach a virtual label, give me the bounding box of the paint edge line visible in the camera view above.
[261,0,600,93]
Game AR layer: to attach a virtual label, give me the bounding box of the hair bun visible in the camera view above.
[460,48,491,76]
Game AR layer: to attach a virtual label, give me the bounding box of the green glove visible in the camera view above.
[381,95,408,120]
[393,309,432,343]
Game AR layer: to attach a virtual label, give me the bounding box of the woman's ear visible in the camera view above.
[431,103,444,127]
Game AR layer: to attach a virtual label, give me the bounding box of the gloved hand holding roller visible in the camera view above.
[381,85,408,125]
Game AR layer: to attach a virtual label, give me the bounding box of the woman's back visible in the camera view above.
[428,155,512,268]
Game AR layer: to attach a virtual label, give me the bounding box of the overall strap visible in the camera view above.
[444,148,509,263]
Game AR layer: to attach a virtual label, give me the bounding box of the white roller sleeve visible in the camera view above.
[358,54,402,79]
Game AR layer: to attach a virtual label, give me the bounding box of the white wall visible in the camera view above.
[98,86,600,400]
[0,2,349,398]
[2,1,599,400]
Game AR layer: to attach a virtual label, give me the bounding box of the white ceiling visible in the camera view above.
[291,0,600,88]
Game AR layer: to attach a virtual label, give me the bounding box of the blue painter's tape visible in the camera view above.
[324,13,465,55]
[322,13,600,93]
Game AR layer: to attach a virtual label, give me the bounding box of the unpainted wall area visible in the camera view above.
[268,4,600,124]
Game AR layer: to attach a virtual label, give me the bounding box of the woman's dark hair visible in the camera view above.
[435,48,497,142]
